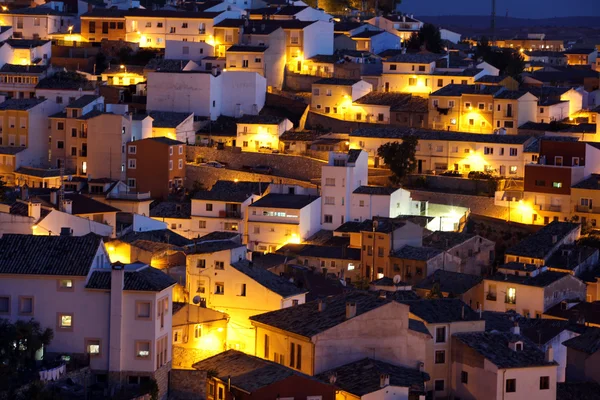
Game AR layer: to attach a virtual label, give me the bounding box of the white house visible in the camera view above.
[185,239,306,354]
[351,30,401,54]
[350,186,413,222]
[236,115,293,152]
[0,234,176,398]
[0,39,52,67]
[366,14,423,42]
[164,40,215,62]
[0,8,76,39]
[146,70,266,120]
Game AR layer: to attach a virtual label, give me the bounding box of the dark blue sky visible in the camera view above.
[401,0,600,18]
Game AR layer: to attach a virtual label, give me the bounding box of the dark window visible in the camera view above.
[264,334,269,359]
[540,376,549,390]
[117,22,124,30]
[504,121,514,128]
[435,350,445,364]
[88,21,95,33]
[296,344,302,369]
[418,65,426,71]
[102,22,108,34]
[434,380,444,391]
[289,343,295,367]
[437,78,443,87]
[109,22,116,29]
[206,204,212,211]
[435,326,446,343]
[506,379,516,393]
[390,64,397,70]
[461,371,468,384]
[535,180,545,186]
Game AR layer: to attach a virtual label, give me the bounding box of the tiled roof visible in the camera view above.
[250,253,288,270]
[430,84,503,97]
[237,114,286,124]
[0,98,45,110]
[505,221,580,260]
[371,276,407,286]
[347,149,362,163]
[401,298,481,323]
[557,382,600,400]
[0,64,48,74]
[37,193,120,215]
[352,186,398,195]
[249,194,320,210]
[432,68,483,77]
[564,48,596,55]
[129,239,183,253]
[350,127,533,144]
[187,240,243,254]
[14,167,62,178]
[334,218,407,234]
[150,202,191,219]
[227,45,268,53]
[314,77,361,86]
[148,111,193,128]
[9,201,51,219]
[8,7,67,15]
[354,92,428,112]
[374,289,420,301]
[385,53,445,64]
[499,262,537,272]
[231,259,306,298]
[454,331,558,368]
[145,58,194,72]
[414,270,483,295]
[67,95,101,109]
[523,136,579,152]
[86,265,177,292]
[475,75,510,83]
[307,54,340,63]
[573,174,600,190]
[4,39,50,48]
[0,146,27,155]
[409,318,431,335]
[249,291,393,337]
[334,22,365,32]
[280,130,320,141]
[0,233,102,276]
[214,18,245,28]
[545,244,598,271]
[119,229,193,247]
[193,180,269,202]
[544,301,600,326]
[249,5,308,16]
[82,8,222,19]
[198,231,241,242]
[316,358,429,396]
[192,350,315,392]
[392,245,443,261]
[563,328,600,354]
[493,89,534,99]
[36,73,95,90]
[486,270,574,288]
[277,243,361,261]
[423,231,477,250]
[351,30,385,38]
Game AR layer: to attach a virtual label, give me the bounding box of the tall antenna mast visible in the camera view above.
[490,0,496,41]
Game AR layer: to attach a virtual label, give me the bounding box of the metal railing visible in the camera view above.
[576,205,600,213]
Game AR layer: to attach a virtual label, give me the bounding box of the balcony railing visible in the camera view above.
[538,204,562,212]
[79,131,87,138]
[219,210,241,218]
[576,205,600,213]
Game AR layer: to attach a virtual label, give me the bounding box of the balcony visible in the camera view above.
[219,210,241,219]
[576,205,600,213]
[538,204,562,212]
[79,131,87,138]
[486,293,497,301]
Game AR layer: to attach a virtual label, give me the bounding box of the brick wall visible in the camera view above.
[169,369,207,400]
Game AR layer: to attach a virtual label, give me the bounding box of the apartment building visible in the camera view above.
[0,98,61,169]
[0,7,75,39]
[0,234,176,398]
[311,78,372,117]
[247,190,321,252]
[213,19,244,57]
[414,270,484,310]
[191,180,270,240]
[239,25,286,90]
[402,299,485,398]
[521,141,600,225]
[390,246,461,286]
[248,6,331,22]
[250,291,431,376]
[185,240,306,353]
[349,127,535,176]
[452,329,558,400]
[0,64,49,100]
[235,115,293,152]
[126,137,186,199]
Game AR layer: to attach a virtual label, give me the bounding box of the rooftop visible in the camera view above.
[314,78,361,86]
[250,291,395,338]
[354,92,428,112]
[36,72,95,91]
[0,233,102,276]
[82,8,222,19]
[231,259,306,298]
[67,95,101,109]
[14,167,62,178]
[475,75,511,83]
[186,240,244,255]
[544,301,600,326]
[486,270,573,288]
[226,45,269,53]
[352,186,398,195]
[148,111,193,128]
[316,358,429,396]
[277,243,361,261]
[572,174,600,190]
[86,265,177,292]
[145,58,194,72]
[557,382,600,400]
[237,114,287,124]
[334,218,407,234]
[37,193,120,215]
[4,39,50,48]
[430,84,503,97]
[414,270,483,295]
[505,221,580,260]
[423,231,477,250]
[564,48,596,55]
[0,98,45,110]
[193,180,269,202]
[350,127,533,144]
[334,22,366,32]
[150,202,191,219]
[0,146,27,155]
[545,244,598,271]
[249,193,319,210]
[563,329,600,354]
[351,30,385,38]
[385,53,445,64]
[0,64,48,74]
[392,245,443,261]
[119,229,192,247]
[401,298,481,323]
[454,331,558,368]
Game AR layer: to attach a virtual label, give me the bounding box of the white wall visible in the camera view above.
[220,71,266,117]
[132,213,167,232]
[303,21,334,58]
[165,40,214,62]
[36,209,114,237]
[370,31,401,54]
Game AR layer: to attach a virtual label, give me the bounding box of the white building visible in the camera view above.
[146,70,266,120]
[0,234,176,398]
[0,38,52,67]
[236,115,293,152]
[320,150,368,230]
[350,185,413,222]
[351,30,401,54]
[0,8,76,39]
[247,189,321,252]
[164,40,215,62]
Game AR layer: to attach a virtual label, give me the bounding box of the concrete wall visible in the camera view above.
[409,190,508,220]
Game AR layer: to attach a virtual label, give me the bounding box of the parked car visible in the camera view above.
[252,165,273,174]
[201,161,225,168]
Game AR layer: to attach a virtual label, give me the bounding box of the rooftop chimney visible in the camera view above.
[552,235,558,244]
[60,227,73,236]
[545,346,554,363]
[28,200,41,221]
[345,301,357,319]
[379,373,390,388]
[461,305,465,320]
[510,322,520,335]
[62,199,73,215]
[109,261,125,372]
[318,299,326,312]
[50,190,57,205]
[21,184,29,200]
[378,290,387,299]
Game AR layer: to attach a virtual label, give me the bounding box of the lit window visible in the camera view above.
[506,287,516,304]
[87,339,100,355]
[136,341,150,358]
[553,182,562,188]
[347,263,355,271]
[59,313,73,329]
[194,324,202,338]
[58,279,73,289]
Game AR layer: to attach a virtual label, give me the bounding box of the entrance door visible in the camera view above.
[417,160,423,174]
[499,165,506,176]
[384,82,390,92]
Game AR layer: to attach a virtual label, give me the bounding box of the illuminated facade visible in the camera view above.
[0,8,76,39]
[310,78,372,119]
[235,115,293,152]
[563,48,598,66]
[366,14,423,42]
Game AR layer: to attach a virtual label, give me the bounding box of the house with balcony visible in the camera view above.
[191,180,271,241]
[235,115,293,152]
[0,64,49,100]
[452,328,558,400]
[185,239,306,353]
[563,48,598,66]
[249,291,431,376]
[520,140,600,225]
[0,234,176,398]
[482,263,586,316]
[247,189,321,252]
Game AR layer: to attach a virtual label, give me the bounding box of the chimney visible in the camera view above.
[379,373,390,388]
[510,322,520,335]
[478,304,482,319]
[211,66,219,76]
[50,190,58,205]
[60,227,73,236]
[345,301,357,319]
[552,235,558,244]
[461,305,465,320]
[318,299,326,312]
[545,346,554,363]
[62,199,73,214]
[28,200,41,221]
[21,184,29,200]
[109,262,125,372]
[378,290,387,299]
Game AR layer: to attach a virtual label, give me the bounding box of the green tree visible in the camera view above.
[406,23,444,53]
[377,136,418,184]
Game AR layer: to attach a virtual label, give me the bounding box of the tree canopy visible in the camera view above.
[475,36,525,78]
[377,137,418,184]
[406,23,444,53]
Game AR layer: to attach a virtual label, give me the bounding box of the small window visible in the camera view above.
[19,296,33,315]
[506,379,516,393]
[58,313,73,330]
[128,145,136,154]
[539,376,549,390]
[461,371,468,384]
[128,159,136,169]
[435,326,446,343]
[215,261,225,270]
[194,324,202,338]
[553,182,563,188]
[435,350,445,364]
[215,282,225,295]
[0,296,10,314]
[136,301,151,319]
[196,259,206,268]
[87,339,101,356]
[434,380,444,391]
[135,341,150,358]
[58,279,73,290]
[206,204,213,211]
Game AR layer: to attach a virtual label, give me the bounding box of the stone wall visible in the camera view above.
[410,190,508,220]
[284,71,321,92]
[169,369,207,400]
[186,147,326,182]
[186,164,317,190]
[172,346,221,370]
[406,175,506,196]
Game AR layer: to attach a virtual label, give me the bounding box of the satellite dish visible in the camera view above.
[393,275,403,284]
[192,296,201,304]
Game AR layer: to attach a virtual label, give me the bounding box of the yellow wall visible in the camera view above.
[254,324,314,375]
